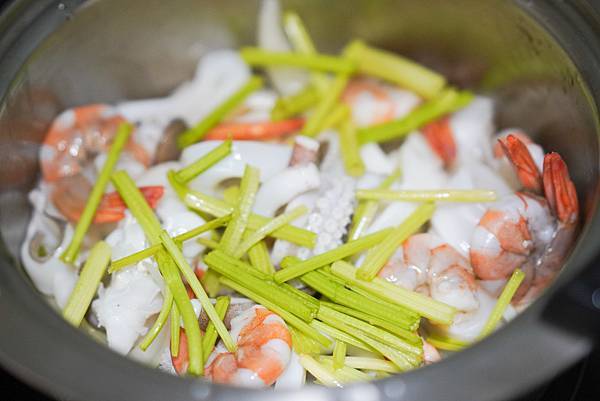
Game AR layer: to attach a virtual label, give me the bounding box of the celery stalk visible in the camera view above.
[357,203,435,281]
[319,358,372,382]
[178,76,263,147]
[202,296,230,363]
[332,341,347,370]
[62,241,111,326]
[309,320,372,352]
[139,287,173,351]
[356,189,497,203]
[241,47,356,74]
[338,119,365,177]
[273,227,393,283]
[61,123,132,264]
[479,268,525,338]
[319,356,400,373]
[321,103,351,132]
[197,237,219,249]
[298,354,343,387]
[271,85,320,121]
[201,268,221,298]
[290,326,323,355]
[247,240,275,274]
[357,89,474,144]
[175,140,232,183]
[425,332,467,352]
[302,72,350,137]
[170,303,181,357]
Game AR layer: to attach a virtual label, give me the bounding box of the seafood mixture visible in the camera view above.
[21,0,579,389]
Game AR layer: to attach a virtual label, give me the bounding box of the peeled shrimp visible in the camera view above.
[205,306,292,387]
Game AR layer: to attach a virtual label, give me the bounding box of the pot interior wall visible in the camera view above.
[0,1,598,400]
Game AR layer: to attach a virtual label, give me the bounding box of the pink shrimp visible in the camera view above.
[421,117,456,167]
[497,133,543,193]
[205,306,292,387]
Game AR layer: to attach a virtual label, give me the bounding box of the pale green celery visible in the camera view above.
[178,76,263,148]
[290,326,323,355]
[273,227,393,283]
[319,358,372,382]
[271,85,320,121]
[357,203,435,281]
[332,260,457,325]
[160,231,236,352]
[320,301,420,345]
[175,140,232,183]
[248,240,275,274]
[219,277,331,347]
[233,206,307,258]
[318,305,423,360]
[202,296,230,364]
[344,40,446,99]
[241,47,355,74]
[425,332,467,352]
[319,356,400,373]
[222,185,240,204]
[205,251,317,322]
[338,119,365,177]
[201,268,221,298]
[298,354,343,387]
[479,268,525,338]
[302,72,350,137]
[283,11,330,92]
[168,171,316,247]
[111,171,203,375]
[356,189,497,203]
[61,123,132,264]
[321,103,351,132]
[139,288,173,351]
[170,303,181,357]
[219,165,260,255]
[310,320,373,352]
[333,341,347,370]
[197,237,220,249]
[349,169,401,241]
[62,241,111,326]
[357,89,474,144]
[109,215,231,273]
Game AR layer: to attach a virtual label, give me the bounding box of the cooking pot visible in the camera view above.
[0,1,599,400]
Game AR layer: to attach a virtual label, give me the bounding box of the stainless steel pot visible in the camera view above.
[0,1,599,400]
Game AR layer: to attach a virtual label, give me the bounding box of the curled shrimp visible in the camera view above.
[205,306,291,387]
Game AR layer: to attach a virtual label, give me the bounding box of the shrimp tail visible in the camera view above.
[171,329,190,375]
[499,134,542,193]
[542,152,578,225]
[421,116,456,167]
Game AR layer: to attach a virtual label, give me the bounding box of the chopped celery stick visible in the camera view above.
[321,103,350,132]
[248,240,275,274]
[202,296,230,363]
[349,169,401,241]
[139,287,173,351]
[233,206,307,258]
[61,123,132,264]
[284,11,330,92]
[219,165,260,255]
[219,277,331,347]
[201,268,221,298]
[111,171,203,375]
[320,356,400,373]
[273,227,393,283]
[426,332,467,352]
[318,305,423,360]
[338,119,365,177]
[310,320,372,352]
[332,260,457,325]
[298,354,343,387]
[205,251,316,322]
[175,139,232,183]
[344,40,446,99]
[222,185,240,204]
[197,237,219,249]
[479,268,525,338]
[62,241,111,326]
[357,203,435,281]
[319,358,372,382]
[321,301,420,345]
[241,47,356,74]
[178,76,263,147]
[168,171,316,247]
[357,89,473,144]
[333,341,347,370]
[160,231,236,352]
[356,189,497,203]
[170,303,181,357]
[302,72,350,137]
[271,86,320,120]
[290,326,323,355]
[109,215,231,273]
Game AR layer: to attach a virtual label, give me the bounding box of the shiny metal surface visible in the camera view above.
[0,1,598,400]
